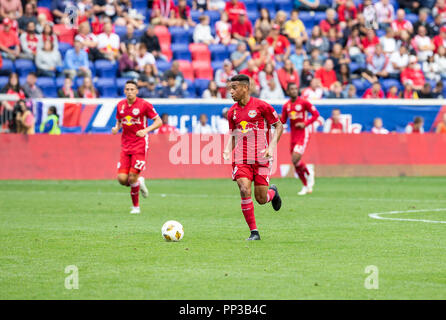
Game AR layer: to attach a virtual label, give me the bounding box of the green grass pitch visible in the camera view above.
[1,177,446,299]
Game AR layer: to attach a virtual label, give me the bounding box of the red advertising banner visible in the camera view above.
[1,133,446,180]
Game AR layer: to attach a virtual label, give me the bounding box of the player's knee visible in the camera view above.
[117,175,128,185]
[239,185,251,198]
[255,194,268,205]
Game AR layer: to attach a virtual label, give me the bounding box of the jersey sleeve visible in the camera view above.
[116,102,122,120]
[144,101,159,120]
[261,101,280,125]
[303,100,320,127]
[227,108,235,131]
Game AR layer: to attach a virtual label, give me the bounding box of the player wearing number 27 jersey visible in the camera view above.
[112,80,162,214]
[280,83,320,195]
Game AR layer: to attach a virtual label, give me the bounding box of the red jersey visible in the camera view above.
[329,121,344,133]
[228,97,280,165]
[225,1,247,23]
[231,19,253,38]
[280,98,320,149]
[116,97,159,154]
[266,35,290,55]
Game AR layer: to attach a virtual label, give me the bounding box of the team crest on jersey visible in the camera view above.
[289,111,298,120]
[248,110,257,118]
[296,104,302,111]
[132,108,140,116]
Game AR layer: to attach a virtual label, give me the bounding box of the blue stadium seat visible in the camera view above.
[299,12,315,29]
[0,59,14,74]
[227,44,237,54]
[314,12,326,24]
[349,62,360,73]
[194,79,210,97]
[211,61,224,72]
[94,60,117,77]
[60,126,82,133]
[132,0,146,9]
[133,29,143,39]
[406,13,418,25]
[352,79,371,97]
[209,44,229,62]
[170,26,190,44]
[244,0,257,11]
[58,42,73,59]
[116,77,129,96]
[37,0,51,7]
[380,78,403,92]
[247,10,259,25]
[96,78,117,97]
[37,77,57,97]
[276,0,293,12]
[184,79,196,98]
[190,10,202,23]
[205,10,221,26]
[257,0,276,12]
[114,25,127,38]
[56,77,66,89]
[156,60,172,73]
[172,43,192,60]
[15,59,36,76]
[0,76,8,88]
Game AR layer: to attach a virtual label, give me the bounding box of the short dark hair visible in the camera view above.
[230,74,250,85]
[287,82,298,90]
[125,80,138,87]
[414,116,423,124]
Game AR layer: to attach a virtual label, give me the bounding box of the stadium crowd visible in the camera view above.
[1,0,446,134]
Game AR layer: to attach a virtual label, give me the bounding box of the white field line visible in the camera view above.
[1,190,446,204]
[368,208,446,224]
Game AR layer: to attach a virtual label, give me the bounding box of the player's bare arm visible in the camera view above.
[264,121,284,159]
[136,116,163,137]
[223,135,236,160]
[112,119,122,134]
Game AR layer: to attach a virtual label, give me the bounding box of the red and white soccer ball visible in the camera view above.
[161,220,184,242]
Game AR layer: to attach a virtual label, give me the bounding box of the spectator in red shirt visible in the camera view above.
[151,0,177,26]
[172,0,196,28]
[391,8,413,38]
[323,108,345,133]
[386,85,399,98]
[240,59,260,93]
[320,8,341,37]
[231,11,252,42]
[19,21,39,60]
[405,116,424,134]
[314,59,337,90]
[361,28,380,56]
[224,0,247,25]
[157,113,179,134]
[337,0,357,28]
[433,26,446,53]
[400,55,426,90]
[0,18,20,60]
[362,82,385,98]
[277,59,300,92]
[266,24,290,63]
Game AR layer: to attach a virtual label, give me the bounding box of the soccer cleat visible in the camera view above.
[298,186,309,195]
[138,176,149,198]
[246,230,261,241]
[130,206,141,214]
[269,184,282,211]
[307,164,315,193]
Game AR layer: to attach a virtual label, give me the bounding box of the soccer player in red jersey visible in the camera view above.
[112,80,162,214]
[280,83,320,196]
[223,74,284,241]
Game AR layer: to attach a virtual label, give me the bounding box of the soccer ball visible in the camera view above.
[161,220,184,242]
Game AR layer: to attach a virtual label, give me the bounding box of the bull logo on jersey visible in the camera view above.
[132,108,140,116]
[295,104,302,111]
[238,120,257,133]
[289,111,299,120]
[122,115,142,126]
[248,110,257,118]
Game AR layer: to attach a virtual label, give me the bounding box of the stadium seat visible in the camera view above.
[211,61,224,73]
[37,7,53,22]
[177,60,194,80]
[275,0,293,12]
[160,42,172,61]
[116,77,129,96]
[15,59,36,76]
[352,79,371,97]
[247,10,259,25]
[170,26,190,44]
[192,61,213,80]
[314,12,326,24]
[58,42,72,59]
[205,10,221,26]
[132,0,147,10]
[60,126,82,133]
[0,76,9,88]
[172,43,191,60]
[37,77,57,97]
[156,60,172,73]
[37,0,51,7]
[257,0,276,12]
[154,25,171,45]
[96,78,117,97]
[75,77,84,88]
[244,0,257,11]
[0,59,14,74]
[189,43,211,61]
[56,77,66,89]
[406,13,418,25]
[227,44,237,54]
[209,44,229,62]
[94,60,117,77]
[380,79,403,92]
[53,24,76,45]
[114,25,127,38]
[190,10,202,24]
[299,11,315,29]
[194,79,210,97]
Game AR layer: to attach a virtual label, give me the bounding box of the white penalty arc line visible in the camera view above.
[368,208,446,224]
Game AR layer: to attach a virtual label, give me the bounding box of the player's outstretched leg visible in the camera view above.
[138,176,149,198]
[254,184,281,211]
[128,172,141,214]
[237,178,260,240]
